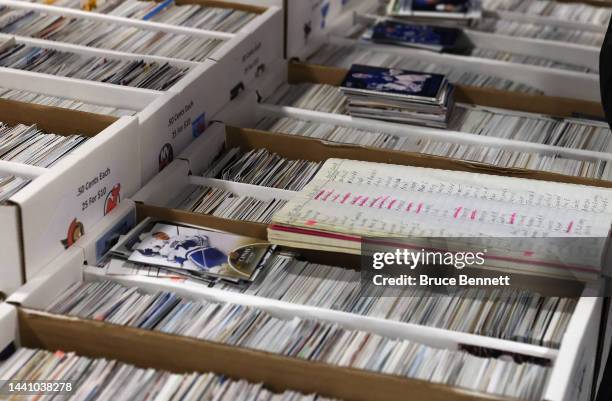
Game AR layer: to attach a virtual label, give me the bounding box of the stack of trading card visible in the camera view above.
[110,218,275,285]
[387,0,483,24]
[364,19,470,53]
[340,64,455,128]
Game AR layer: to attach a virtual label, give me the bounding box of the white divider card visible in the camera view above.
[0,87,136,117]
[0,64,157,111]
[9,117,140,282]
[269,159,612,275]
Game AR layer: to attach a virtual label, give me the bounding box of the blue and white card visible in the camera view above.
[370,20,461,51]
[341,64,445,101]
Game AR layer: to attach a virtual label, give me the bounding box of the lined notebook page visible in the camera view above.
[272,159,612,238]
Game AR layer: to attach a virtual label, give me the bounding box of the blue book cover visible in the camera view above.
[371,20,461,49]
[341,64,445,100]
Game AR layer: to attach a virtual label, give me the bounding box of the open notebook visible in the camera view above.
[269,159,612,279]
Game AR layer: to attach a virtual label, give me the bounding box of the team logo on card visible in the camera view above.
[104,184,121,215]
[191,113,207,138]
[303,21,312,41]
[61,218,85,249]
[159,143,174,171]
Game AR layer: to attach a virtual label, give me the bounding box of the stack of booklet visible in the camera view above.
[340,64,455,128]
[387,0,483,24]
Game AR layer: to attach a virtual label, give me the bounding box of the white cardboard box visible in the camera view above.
[285,0,377,60]
[0,103,139,297]
[4,204,604,401]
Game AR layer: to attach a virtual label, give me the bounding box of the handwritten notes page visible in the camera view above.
[269,159,612,256]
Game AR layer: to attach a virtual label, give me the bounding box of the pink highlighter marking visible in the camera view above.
[351,195,362,205]
[454,207,462,219]
[416,203,423,214]
[332,194,340,202]
[510,213,516,225]
[470,210,477,220]
[378,196,389,209]
[566,221,574,233]
[314,190,325,200]
[359,197,369,207]
[306,220,317,226]
[341,193,351,204]
[370,196,381,208]
[322,190,334,201]
[406,202,413,212]
[387,199,397,210]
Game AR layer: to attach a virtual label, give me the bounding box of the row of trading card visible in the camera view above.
[101,220,576,349]
[379,0,605,46]
[0,348,336,401]
[43,278,550,400]
[216,252,575,349]
[470,48,593,73]
[171,185,289,224]
[482,0,611,25]
[0,40,188,90]
[200,147,323,192]
[359,19,595,73]
[473,18,605,46]
[257,116,612,181]
[308,44,542,94]
[0,86,135,117]
[0,5,223,62]
[0,120,88,202]
[269,82,610,153]
[0,121,87,167]
[26,0,256,33]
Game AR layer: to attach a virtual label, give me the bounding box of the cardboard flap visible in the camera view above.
[0,98,117,137]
